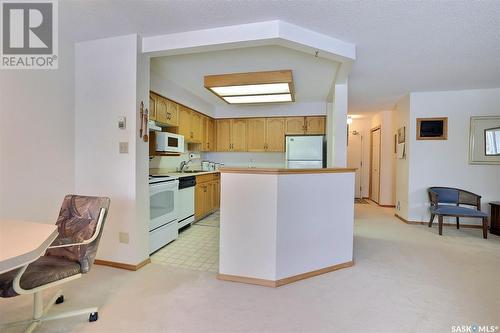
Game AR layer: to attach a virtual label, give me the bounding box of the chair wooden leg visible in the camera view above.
[483,217,488,239]
[438,216,443,235]
[456,217,460,229]
[428,214,435,227]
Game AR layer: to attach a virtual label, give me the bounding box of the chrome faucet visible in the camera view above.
[179,159,192,172]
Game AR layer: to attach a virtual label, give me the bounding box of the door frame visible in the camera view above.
[369,126,381,204]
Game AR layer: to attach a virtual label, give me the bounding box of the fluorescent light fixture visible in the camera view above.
[204,70,295,104]
[223,94,292,104]
[210,83,290,96]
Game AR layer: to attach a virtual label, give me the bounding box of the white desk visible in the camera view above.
[0,220,58,274]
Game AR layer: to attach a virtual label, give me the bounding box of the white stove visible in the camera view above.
[149,175,179,254]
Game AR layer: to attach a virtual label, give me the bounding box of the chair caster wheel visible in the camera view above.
[89,312,98,322]
[55,295,64,304]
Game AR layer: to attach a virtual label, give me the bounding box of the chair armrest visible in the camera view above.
[428,190,439,208]
[48,208,106,249]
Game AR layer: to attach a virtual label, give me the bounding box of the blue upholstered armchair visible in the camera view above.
[428,187,488,238]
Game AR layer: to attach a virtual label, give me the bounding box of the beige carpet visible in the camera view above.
[1,203,499,333]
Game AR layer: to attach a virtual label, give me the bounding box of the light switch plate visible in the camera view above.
[119,142,129,154]
[119,232,129,244]
[118,116,126,129]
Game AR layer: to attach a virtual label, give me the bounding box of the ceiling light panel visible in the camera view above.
[210,83,290,96]
[223,94,292,104]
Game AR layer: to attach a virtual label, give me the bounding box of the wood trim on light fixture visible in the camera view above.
[204,70,295,104]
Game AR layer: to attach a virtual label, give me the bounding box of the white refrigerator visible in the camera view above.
[285,135,325,169]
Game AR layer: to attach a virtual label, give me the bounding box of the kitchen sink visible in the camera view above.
[181,170,205,173]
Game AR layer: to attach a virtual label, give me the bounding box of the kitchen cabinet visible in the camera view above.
[166,100,179,126]
[202,116,215,152]
[266,118,285,151]
[216,119,247,152]
[195,173,220,221]
[178,105,203,143]
[231,119,247,151]
[285,116,326,135]
[305,116,325,134]
[149,93,157,121]
[285,117,306,135]
[247,118,285,152]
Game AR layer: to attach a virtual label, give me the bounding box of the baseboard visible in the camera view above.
[217,261,354,288]
[394,213,482,229]
[94,258,151,271]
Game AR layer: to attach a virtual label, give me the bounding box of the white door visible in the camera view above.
[370,129,381,203]
[347,132,363,198]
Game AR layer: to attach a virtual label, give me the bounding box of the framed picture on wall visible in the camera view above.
[416,117,448,140]
[469,116,500,164]
[397,127,406,143]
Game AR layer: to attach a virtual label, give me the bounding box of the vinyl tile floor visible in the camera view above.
[150,211,220,272]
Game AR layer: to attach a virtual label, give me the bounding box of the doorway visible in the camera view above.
[370,127,381,204]
[347,130,363,198]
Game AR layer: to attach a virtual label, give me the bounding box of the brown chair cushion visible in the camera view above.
[0,256,81,298]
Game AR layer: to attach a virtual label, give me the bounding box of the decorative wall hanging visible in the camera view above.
[139,101,149,142]
[397,126,406,143]
[416,117,448,140]
[469,116,500,164]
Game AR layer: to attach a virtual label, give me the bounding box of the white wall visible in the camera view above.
[370,110,396,206]
[75,34,149,265]
[0,40,75,222]
[202,152,285,168]
[327,83,348,167]
[394,95,411,219]
[215,102,326,118]
[407,88,500,224]
[150,71,214,117]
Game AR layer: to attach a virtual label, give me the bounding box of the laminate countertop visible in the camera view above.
[219,167,356,175]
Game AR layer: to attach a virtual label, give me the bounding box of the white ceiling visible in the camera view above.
[61,1,500,114]
[151,46,338,105]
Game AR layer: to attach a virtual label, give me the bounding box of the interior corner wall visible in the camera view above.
[407,88,500,224]
[370,110,396,206]
[150,71,215,117]
[327,83,348,168]
[0,38,75,222]
[394,95,410,219]
[75,34,149,265]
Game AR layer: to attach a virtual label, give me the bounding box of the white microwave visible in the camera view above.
[156,132,185,153]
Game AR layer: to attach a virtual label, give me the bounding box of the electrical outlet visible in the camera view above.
[119,142,128,154]
[119,232,129,244]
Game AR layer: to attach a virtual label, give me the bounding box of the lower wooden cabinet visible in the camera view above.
[195,173,220,221]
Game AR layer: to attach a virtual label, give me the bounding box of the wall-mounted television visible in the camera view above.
[417,117,448,140]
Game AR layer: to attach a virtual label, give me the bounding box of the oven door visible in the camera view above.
[149,179,179,231]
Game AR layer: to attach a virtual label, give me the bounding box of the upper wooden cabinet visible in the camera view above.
[191,112,203,143]
[216,119,247,152]
[202,116,215,152]
[149,94,157,121]
[178,105,191,139]
[149,92,178,126]
[285,116,325,135]
[305,116,325,134]
[247,118,285,152]
[177,106,203,143]
[266,118,285,152]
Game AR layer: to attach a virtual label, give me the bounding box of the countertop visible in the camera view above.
[149,168,220,179]
[218,167,357,175]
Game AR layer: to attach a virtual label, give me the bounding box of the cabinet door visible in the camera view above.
[195,184,205,220]
[266,118,285,152]
[247,118,266,152]
[178,106,192,139]
[166,100,179,126]
[201,116,208,151]
[207,118,215,152]
[156,98,169,125]
[306,116,325,134]
[206,182,214,214]
[216,119,231,151]
[231,119,247,151]
[149,94,157,121]
[191,112,203,143]
[285,117,305,135]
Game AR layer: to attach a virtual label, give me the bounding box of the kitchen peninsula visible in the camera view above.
[217,167,356,287]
